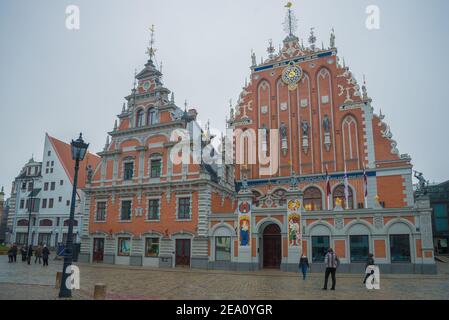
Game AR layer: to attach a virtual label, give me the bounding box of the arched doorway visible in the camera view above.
[263,224,282,269]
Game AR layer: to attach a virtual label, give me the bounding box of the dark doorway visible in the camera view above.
[263,224,282,269]
[93,238,104,263]
[175,239,191,267]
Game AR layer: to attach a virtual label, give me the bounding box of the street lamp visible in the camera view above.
[59,133,89,298]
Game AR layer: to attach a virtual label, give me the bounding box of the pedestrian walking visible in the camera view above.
[11,244,18,263]
[322,248,340,290]
[21,246,27,262]
[363,253,375,285]
[7,246,13,263]
[26,244,33,265]
[34,244,42,264]
[299,254,310,280]
[42,245,50,267]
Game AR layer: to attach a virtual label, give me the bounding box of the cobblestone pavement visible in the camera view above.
[0,255,448,300]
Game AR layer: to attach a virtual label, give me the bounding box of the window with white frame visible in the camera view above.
[120,200,132,221]
[177,197,191,220]
[123,161,134,181]
[147,199,160,220]
[150,159,162,178]
[145,237,160,257]
[96,201,107,222]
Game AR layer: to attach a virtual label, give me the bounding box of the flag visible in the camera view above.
[344,165,349,209]
[325,165,331,209]
[363,166,368,208]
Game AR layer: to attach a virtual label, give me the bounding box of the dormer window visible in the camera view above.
[136,109,144,127]
[147,108,158,125]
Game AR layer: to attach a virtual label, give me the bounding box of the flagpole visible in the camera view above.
[344,163,349,210]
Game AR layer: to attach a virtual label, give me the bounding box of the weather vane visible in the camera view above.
[283,2,298,37]
[146,24,156,59]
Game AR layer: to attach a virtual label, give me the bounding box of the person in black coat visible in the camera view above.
[7,246,13,263]
[11,244,18,262]
[26,245,33,265]
[21,246,27,262]
[42,245,50,267]
[299,254,310,280]
[363,253,375,284]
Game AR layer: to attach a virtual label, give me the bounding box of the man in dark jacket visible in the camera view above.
[322,248,340,290]
[21,246,27,262]
[26,245,33,265]
[7,246,13,263]
[363,253,375,284]
[11,244,18,262]
[42,245,50,267]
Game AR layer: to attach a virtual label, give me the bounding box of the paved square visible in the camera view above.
[0,255,448,300]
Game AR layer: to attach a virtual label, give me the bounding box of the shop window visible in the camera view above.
[215,236,231,261]
[117,237,131,256]
[433,204,449,232]
[390,234,411,263]
[350,235,369,262]
[145,238,160,257]
[312,236,329,262]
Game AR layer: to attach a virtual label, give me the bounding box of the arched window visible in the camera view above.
[303,187,323,211]
[136,109,144,127]
[342,116,359,161]
[332,184,354,209]
[63,219,78,227]
[147,108,158,125]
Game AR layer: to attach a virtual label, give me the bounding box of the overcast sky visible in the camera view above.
[1,0,448,197]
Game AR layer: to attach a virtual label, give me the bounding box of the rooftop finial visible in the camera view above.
[133,69,137,90]
[308,27,316,50]
[330,28,336,48]
[267,39,275,59]
[283,2,298,39]
[146,24,156,60]
[184,99,188,111]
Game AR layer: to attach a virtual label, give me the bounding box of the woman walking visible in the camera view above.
[299,254,310,280]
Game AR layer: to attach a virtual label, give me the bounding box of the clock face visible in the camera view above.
[282,62,303,91]
[143,81,151,91]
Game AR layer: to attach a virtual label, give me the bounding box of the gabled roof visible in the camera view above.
[47,134,101,189]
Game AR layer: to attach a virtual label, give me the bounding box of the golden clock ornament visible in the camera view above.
[282,61,303,91]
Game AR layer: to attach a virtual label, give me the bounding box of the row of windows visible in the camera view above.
[43,180,64,191]
[15,232,75,247]
[116,237,159,257]
[16,218,78,227]
[135,108,159,128]
[123,159,162,181]
[95,197,191,222]
[311,234,411,263]
[19,198,70,209]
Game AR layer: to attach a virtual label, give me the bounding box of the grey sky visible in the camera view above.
[1,0,448,197]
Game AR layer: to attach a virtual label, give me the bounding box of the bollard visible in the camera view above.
[55,272,63,289]
[94,283,107,300]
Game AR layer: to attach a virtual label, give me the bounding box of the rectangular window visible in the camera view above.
[47,151,51,156]
[349,235,369,262]
[42,199,47,209]
[123,162,134,180]
[145,238,160,257]
[50,168,53,173]
[215,236,231,261]
[51,161,54,166]
[58,197,62,202]
[96,202,107,221]
[148,199,160,220]
[15,233,28,246]
[312,236,330,263]
[20,200,25,209]
[46,168,49,174]
[50,182,55,190]
[66,200,70,206]
[27,183,33,192]
[120,200,132,221]
[60,180,64,186]
[150,159,162,178]
[390,234,411,263]
[117,237,131,256]
[21,182,27,190]
[38,233,51,246]
[177,197,191,220]
[44,182,49,191]
[433,204,449,232]
[49,198,54,209]
[46,161,50,167]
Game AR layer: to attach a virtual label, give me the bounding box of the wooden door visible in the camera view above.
[175,239,191,267]
[93,238,104,262]
[263,224,282,269]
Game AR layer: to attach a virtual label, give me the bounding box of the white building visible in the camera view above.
[7,133,100,247]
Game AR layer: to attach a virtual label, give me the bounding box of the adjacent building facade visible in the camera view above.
[78,6,436,273]
[6,134,100,248]
[427,181,449,255]
[0,187,8,243]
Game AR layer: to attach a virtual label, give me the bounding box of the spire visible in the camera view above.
[229,98,234,121]
[308,27,316,50]
[170,92,175,104]
[267,39,275,59]
[283,2,298,41]
[362,74,368,99]
[114,119,118,131]
[330,28,336,48]
[122,102,126,114]
[104,135,110,151]
[251,49,256,67]
[146,24,156,61]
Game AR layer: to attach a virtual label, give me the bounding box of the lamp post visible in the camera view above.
[59,133,89,298]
